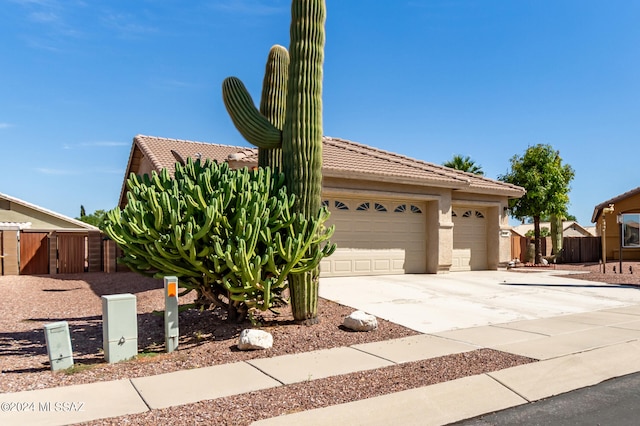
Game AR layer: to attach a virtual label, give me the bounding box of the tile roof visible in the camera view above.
[0,192,99,231]
[591,186,640,222]
[125,135,524,202]
[511,221,595,237]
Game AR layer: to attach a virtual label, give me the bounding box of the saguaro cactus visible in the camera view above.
[222,0,328,324]
[258,45,289,169]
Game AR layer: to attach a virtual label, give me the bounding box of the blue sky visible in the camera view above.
[1,0,638,226]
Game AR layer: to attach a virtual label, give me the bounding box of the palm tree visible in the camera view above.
[443,154,484,175]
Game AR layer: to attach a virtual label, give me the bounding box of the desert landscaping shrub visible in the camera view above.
[102,158,334,321]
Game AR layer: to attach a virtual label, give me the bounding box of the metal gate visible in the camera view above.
[57,234,86,274]
[19,232,49,275]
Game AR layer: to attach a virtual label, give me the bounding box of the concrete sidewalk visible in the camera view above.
[0,272,640,426]
[3,303,640,425]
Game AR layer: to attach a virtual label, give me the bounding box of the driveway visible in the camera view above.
[319,270,640,333]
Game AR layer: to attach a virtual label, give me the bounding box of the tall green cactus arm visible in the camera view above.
[282,0,326,217]
[258,45,289,168]
[222,77,282,149]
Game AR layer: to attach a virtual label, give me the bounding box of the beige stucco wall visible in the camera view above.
[451,194,512,269]
[596,192,640,261]
[323,177,515,272]
[0,203,85,230]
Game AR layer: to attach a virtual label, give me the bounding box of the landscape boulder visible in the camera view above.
[237,329,273,350]
[343,311,378,332]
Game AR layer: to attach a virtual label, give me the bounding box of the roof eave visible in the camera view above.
[323,169,469,190]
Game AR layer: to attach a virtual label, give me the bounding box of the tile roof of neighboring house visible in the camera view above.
[592,186,640,222]
[511,221,595,237]
[120,135,525,205]
[0,192,99,231]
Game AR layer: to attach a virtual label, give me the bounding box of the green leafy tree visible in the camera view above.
[526,213,577,223]
[499,144,575,264]
[102,158,335,322]
[77,208,106,227]
[525,227,550,238]
[443,155,484,175]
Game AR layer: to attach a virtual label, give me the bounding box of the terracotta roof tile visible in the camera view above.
[129,135,524,198]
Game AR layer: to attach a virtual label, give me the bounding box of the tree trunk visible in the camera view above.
[550,214,562,258]
[534,216,543,264]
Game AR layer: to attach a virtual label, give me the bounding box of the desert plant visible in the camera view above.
[222,0,328,324]
[102,158,334,321]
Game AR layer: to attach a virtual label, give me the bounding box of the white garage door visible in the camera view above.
[320,198,427,277]
[451,207,488,271]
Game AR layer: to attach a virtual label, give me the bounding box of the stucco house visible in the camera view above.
[0,192,100,275]
[592,186,640,261]
[118,135,525,276]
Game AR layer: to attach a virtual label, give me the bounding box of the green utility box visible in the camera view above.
[44,321,74,371]
[101,293,138,363]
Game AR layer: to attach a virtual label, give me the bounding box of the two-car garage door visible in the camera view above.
[320,197,427,277]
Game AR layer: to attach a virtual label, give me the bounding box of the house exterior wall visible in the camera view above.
[596,192,640,261]
[323,177,514,272]
[451,193,512,268]
[1,203,81,230]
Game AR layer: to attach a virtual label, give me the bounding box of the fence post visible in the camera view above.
[48,232,58,275]
[87,231,102,272]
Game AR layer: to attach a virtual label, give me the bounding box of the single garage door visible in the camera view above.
[451,207,488,271]
[320,198,427,277]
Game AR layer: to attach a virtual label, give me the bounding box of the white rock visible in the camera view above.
[237,329,273,350]
[343,310,378,332]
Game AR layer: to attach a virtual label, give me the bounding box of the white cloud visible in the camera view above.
[101,12,157,38]
[211,0,286,16]
[0,123,12,129]
[35,168,81,175]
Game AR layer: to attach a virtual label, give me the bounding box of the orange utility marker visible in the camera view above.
[164,276,179,353]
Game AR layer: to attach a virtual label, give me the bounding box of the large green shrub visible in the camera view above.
[102,158,334,321]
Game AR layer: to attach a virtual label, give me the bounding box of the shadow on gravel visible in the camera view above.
[43,272,164,297]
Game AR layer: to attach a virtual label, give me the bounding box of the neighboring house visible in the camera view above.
[511,221,596,238]
[0,192,100,275]
[592,186,640,261]
[118,135,525,276]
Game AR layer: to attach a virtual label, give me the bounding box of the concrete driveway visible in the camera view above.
[319,270,640,333]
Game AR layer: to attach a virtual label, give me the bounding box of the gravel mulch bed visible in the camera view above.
[512,261,640,286]
[83,349,530,426]
[1,272,537,425]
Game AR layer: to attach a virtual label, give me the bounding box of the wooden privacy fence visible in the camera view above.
[560,237,601,263]
[510,236,551,263]
[0,230,103,276]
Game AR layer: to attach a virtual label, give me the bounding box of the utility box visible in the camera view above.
[44,321,74,371]
[164,276,179,353]
[101,293,138,363]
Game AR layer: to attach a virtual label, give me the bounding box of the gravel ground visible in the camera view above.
[515,261,640,286]
[6,265,634,425]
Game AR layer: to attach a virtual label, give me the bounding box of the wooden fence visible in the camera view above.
[511,235,602,263]
[0,230,103,276]
[559,237,601,263]
[510,236,551,263]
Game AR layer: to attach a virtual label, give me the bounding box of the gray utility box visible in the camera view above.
[101,293,138,363]
[44,321,74,371]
